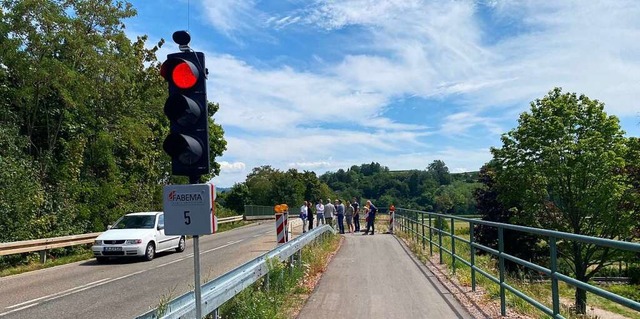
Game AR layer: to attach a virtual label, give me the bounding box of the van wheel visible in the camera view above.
[175,237,186,253]
[144,242,155,261]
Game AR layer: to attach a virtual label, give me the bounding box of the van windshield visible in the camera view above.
[112,215,156,229]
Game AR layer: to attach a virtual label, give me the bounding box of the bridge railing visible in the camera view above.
[135,224,336,319]
[0,216,244,262]
[394,208,640,318]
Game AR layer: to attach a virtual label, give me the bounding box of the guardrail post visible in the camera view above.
[469,221,476,292]
[429,214,433,256]
[39,250,47,263]
[421,213,425,250]
[498,227,506,316]
[550,237,559,317]
[438,216,443,264]
[451,217,456,274]
[412,213,416,243]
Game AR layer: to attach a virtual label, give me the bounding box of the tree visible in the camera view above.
[491,88,635,314]
[0,0,227,243]
[473,163,544,271]
[224,183,250,214]
[428,160,451,185]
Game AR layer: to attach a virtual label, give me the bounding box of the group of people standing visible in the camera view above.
[299,198,377,235]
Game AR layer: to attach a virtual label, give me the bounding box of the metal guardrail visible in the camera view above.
[0,215,246,260]
[394,208,640,318]
[0,233,102,259]
[135,224,336,319]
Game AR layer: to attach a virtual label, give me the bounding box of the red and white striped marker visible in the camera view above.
[276,213,286,244]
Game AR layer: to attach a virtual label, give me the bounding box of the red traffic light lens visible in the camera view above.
[172,62,198,89]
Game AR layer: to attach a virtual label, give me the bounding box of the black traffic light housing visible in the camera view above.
[161,33,210,178]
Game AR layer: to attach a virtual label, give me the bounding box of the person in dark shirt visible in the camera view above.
[307,201,314,231]
[335,199,345,234]
[363,200,377,235]
[352,198,360,232]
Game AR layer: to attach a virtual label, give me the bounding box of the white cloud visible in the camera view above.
[192,0,640,186]
[288,161,331,169]
[219,161,246,173]
[199,0,259,36]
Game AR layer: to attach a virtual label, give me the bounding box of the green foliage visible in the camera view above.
[221,183,250,214]
[0,0,227,247]
[490,87,636,314]
[243,166,331,208]
[319,161,479,214]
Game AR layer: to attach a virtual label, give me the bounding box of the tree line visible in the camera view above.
[217,161,480,215]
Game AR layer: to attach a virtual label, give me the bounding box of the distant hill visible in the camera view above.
[216,187,231,193]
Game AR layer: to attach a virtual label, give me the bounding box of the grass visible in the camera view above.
[0,249,95,277]
[0,220,253,278]
[396,219,640,319]
[216,232,341,319]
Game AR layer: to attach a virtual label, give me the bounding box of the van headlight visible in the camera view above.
[125,239,142,245]
[94,240,102,245]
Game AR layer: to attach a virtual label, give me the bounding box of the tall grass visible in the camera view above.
[217,233,340,319]
[396,218,640,319]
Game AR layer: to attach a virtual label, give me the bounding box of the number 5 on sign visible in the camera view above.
[163,184,217,235]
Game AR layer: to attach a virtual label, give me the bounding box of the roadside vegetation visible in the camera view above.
[396,222,640,319]
[215,233,340,319]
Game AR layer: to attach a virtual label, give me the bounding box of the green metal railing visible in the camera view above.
[394,208,640,318]
[244,205,276,216]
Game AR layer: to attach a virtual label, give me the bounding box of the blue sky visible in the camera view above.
[126,0,640,187]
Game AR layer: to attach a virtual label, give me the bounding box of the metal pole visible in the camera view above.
[429,214,433,256]
[193,235,202,319]
[550,237,559,317]
[421,213,425,250]
[470,221,476,292]
[438,216,443,264]
[498,228,506,316]
[451,217,456,274]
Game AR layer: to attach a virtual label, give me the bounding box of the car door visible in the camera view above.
[155,213,170,251]
[156,213,180,251]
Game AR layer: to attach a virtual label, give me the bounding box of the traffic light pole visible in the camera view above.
[190,175,203,319]
[162,31,210,318]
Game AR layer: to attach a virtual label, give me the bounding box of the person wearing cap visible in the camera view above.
[335,199,345,234]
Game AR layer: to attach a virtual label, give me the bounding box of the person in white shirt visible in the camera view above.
[316,199,325,226]
[300,201,308,233]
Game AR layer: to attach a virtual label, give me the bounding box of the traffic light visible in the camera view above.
[161,31,210,178]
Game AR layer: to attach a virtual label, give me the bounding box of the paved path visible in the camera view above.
[297,232,472,319]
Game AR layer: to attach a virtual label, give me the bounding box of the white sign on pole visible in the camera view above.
[163,183,217,235]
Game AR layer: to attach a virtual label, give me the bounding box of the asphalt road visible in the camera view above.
[0,222,279,319]
[297,233,472,319]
